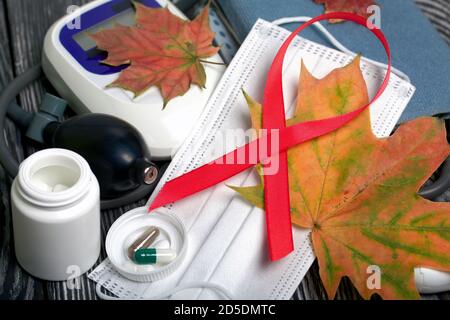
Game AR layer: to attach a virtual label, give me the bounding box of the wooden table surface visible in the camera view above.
[0,0,449,300]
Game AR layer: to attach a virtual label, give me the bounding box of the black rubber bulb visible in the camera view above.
[43,114,158,199]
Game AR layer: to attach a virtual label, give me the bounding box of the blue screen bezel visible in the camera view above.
[60,0,160,75]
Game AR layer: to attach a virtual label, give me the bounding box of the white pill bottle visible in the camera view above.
[11,148,101,281]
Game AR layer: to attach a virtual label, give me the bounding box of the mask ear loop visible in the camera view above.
[146,282,234,300]
[95,275,234,300]
[271,16,410,83]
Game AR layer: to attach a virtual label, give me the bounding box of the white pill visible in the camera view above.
[153,239,171,249]
[34,181,52,192]
[52,184,69,192]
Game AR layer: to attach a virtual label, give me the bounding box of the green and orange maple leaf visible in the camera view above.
[231,56,450,299]
[91,3,219,106]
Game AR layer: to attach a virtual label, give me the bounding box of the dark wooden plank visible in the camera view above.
[0,0,45,300]
[4,0,96,300]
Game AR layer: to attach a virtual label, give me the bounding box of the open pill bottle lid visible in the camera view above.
[106,206,187,282]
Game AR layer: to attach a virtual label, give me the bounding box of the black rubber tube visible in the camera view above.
[419,157,450,200]
[0,65,42,177]
[7,101,34,129]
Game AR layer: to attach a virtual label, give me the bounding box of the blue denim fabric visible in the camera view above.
[217,0,450,122]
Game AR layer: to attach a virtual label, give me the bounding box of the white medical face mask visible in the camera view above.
[89,18,415,300]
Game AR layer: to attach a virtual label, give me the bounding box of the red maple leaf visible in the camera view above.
[91,3,220,107]
[314,0,378,23]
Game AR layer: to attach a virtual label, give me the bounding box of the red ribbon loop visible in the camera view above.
[149,12,392,261]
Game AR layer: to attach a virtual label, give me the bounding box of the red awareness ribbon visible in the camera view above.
[149,12,392,261]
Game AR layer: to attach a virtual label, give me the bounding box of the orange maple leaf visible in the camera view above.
[231,57,450,299]
[91,3,219,106]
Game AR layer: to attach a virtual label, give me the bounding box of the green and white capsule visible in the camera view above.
[134,248,177,265]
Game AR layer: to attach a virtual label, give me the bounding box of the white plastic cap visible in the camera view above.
[106,207,187,282]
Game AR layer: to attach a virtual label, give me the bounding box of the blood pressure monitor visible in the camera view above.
[42,0,225,159]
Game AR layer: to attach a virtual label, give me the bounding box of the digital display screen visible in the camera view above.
[73,8,136,52]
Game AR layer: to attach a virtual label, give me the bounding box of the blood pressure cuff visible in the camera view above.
[217,0,450,122]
